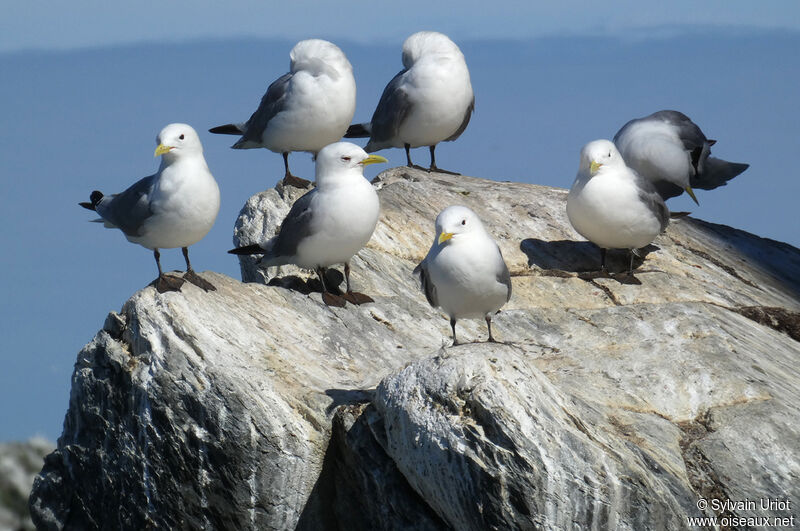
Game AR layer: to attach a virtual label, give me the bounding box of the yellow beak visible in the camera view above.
[359,154,388,166]
[438,232,454,245]
[154,144,173,157]
[684,185,700,205]
[590,160,602,174]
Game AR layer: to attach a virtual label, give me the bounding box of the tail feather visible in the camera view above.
[344,123,371,138]
[693,158,749,191]
[228,243,267,255]
[79,190,104,211]
[209,124,244,135]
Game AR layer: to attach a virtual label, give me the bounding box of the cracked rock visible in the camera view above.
[30,168,800,529]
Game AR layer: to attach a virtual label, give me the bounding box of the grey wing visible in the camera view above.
[650,110,707,148]
[692,157,749,191]
[495,245,512,302]
[96,175,155,237]
[413,259,438,308]
[269,188,318,259]
[634,172,670,232]
[235,72,293,147]
[445,96,475,142]
[365,69,412,150]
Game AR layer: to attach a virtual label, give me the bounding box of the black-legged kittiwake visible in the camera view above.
[210,39,356,189]
[229,142,386,307]
[613,110,749,204]
[345,31,474,175]
[567,139,669,274]
[79,124,220,293]
[414,205,512,345]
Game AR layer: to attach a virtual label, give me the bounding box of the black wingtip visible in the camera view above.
[344,123,370,138]
[209,124,242,135]
[228,244,266,255]
[79,190,104,210]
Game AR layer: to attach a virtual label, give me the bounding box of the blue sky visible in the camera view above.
[1,3,799,441]
[3,1,799,52]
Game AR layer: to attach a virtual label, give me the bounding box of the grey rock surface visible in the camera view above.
[1,438,54,531]
[31,168,800,529]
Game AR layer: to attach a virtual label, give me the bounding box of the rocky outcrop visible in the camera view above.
[31,168,800,529]
[1,438,54,531]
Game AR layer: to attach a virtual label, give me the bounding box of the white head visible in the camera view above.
[154,123,203,161]
[579,139,626,176]
[402,31,463,68]
[290,39,352,78]
[314,142,387,186]
[434,205,486,246]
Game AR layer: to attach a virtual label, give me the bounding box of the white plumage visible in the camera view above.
[347,31,474,173]
[414,206,511,345]
[210,39,356,186]
[567,139,669,273]
[81,123,220,292]
[230,142,386,306]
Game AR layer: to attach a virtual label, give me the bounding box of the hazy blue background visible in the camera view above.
[2,2,799,441]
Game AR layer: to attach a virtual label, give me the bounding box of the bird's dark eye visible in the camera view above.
[342,156,351,161]
[179,134,185,140]
[461,219,466,225]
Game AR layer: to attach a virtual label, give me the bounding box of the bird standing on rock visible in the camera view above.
[229,142,386,307]
[567,139,669,275]
[210,39,356,189]
[414,206,512,345]
[79,123,220,293]
[345,31,474,175]
[613,110,749,204]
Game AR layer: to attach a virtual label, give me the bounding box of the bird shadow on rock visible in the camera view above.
[266,268,345,296]
[520,238,659,285]
[324,388,375,415]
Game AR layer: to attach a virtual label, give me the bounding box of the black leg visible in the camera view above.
[450,317,459,346]
[600,248,607,272]
[153,248,184,293]
[182,246,192,271]
[428,145,461,175]
[342,261,374,305]
[406,143,429,172]
[344,262,352,293]
[317,267,346,307]
[486,315,498,343]
[154,249,164,277]
[181,247,216,292]
[282,152,311,188]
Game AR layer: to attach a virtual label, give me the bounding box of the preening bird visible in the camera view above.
[613,110,749,204]
[229,142,386,307]
[345,31,474,175]
[210,39,357,188]
[414,206,512,345]
[79,123,220,293]
[566,139,669,274]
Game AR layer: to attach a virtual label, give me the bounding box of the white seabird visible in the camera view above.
[79,123,220,293]
[613,110,749,204]
[414,205,512,345]
[345,31,474,175]
[210,39,357,188]
[567,139,670,274]
[229,142,386,307]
